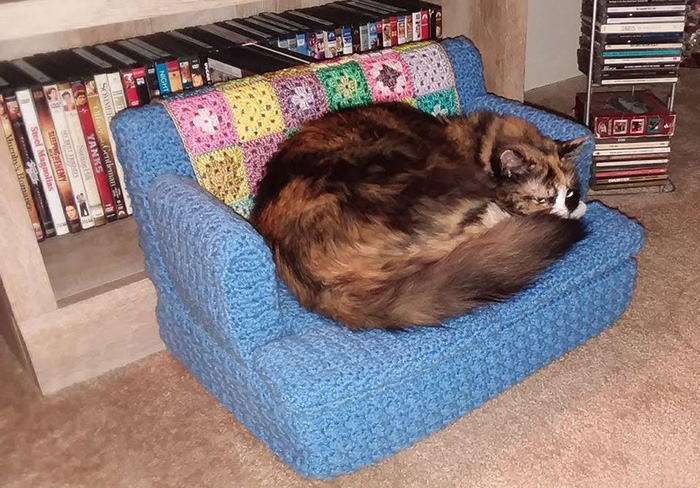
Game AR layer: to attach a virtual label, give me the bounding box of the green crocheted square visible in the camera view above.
[285,127,301,138]
[316,62,372,111]
[229,194,256,218]
[416,89,460,117]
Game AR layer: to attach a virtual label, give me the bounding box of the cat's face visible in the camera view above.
[491,136,587,220]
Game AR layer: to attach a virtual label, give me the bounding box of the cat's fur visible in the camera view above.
[251,102,587,330]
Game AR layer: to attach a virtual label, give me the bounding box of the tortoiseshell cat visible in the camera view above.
[251,102,587,330]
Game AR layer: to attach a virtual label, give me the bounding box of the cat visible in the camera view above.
[250,101,588,330]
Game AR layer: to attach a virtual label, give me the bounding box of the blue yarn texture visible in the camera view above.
[111,36,645,479]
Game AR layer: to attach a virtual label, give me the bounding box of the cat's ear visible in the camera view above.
[557,136,588,159]
[498,149,530,178]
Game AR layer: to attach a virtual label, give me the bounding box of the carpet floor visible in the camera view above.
[2,72,699,488]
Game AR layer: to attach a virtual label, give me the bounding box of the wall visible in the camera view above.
[525,0,582,90]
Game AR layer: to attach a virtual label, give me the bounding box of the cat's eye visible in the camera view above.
[535,197,547,204]
[566,190,575,198]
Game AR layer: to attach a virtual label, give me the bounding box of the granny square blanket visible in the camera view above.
[160,41,461,217]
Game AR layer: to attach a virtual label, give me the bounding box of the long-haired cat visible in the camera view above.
[251,101,587,330]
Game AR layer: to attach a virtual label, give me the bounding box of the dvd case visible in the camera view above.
[85,78,128,219]
[58,83,106,226]
[16,88,68,235]
[43,82,95,230]
[72,81,117,222]
[2,92,54,238]
[0,93,44,240]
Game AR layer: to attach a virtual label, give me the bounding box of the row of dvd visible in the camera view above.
[0,0,442,241]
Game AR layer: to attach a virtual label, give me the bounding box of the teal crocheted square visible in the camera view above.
[416,89,460,117]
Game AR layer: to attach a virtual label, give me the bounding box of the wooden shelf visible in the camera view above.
[39,218,146,307]
[0,0,264,42]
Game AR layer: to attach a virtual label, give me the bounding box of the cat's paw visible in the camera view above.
[570,201,587,220]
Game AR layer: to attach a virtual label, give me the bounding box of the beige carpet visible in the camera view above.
[2,72,700,488]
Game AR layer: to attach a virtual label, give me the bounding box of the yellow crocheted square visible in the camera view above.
[220,80,285,143]
[193,146,249,206]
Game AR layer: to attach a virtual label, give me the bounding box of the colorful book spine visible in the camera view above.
[16,88,69,235]
[44,84,95,230]
[3,94,54,238]
[0,94,44,240]
[85,78,128,219]
[103,73,134,215]
[59,83,106,226]
[72,81,117,222]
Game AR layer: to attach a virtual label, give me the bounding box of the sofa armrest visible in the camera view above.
[149,174,286,361]
[466,93,595,198]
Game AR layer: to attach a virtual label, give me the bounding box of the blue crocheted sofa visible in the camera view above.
[112,37,645,479]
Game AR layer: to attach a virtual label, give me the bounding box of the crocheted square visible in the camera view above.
[167,90,237,156]
[416,89,460,117]
[359,51,414,103]
[271,73,328,129]
[393,40,435,52]
[230,195,256,218]
[162,85,215,101]
[220,80,285,143]
[400,44,455,96]
[192,146,249,206]
[241,133,286,194]
[316,62,373,111]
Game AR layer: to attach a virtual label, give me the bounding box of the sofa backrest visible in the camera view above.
[156,37,486,218]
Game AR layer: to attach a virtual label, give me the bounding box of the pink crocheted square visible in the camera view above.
[359,51,414,103]
[167,90,237,155]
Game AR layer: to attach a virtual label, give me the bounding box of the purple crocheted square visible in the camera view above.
[400,44,454,97]
[241,132,287,194]
[271,73,329,129]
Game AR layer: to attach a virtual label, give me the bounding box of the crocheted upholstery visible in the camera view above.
[111,36,645,479]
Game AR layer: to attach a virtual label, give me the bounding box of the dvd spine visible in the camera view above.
[3,94,54,238]
[44,83,95,230]
[16,88,68,235]
[166,60,184,92]
[131,67,151,105]
[59,83,106,226]
[85,78,128,219]
[72,81,117,222]
[0,94,44,240]
[35,87,81,233]
[105,72,133,215]
[121,70,141,107]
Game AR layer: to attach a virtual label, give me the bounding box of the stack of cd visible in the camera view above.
[578,0,686,85]
[574,89,675,191]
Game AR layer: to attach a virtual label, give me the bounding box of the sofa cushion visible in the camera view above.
[158,40,465,218]
[253,203,644,412]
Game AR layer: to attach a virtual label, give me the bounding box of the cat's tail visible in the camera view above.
[365,213,586,329]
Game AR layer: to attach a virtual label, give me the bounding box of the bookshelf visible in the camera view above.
[0,0,529,394]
